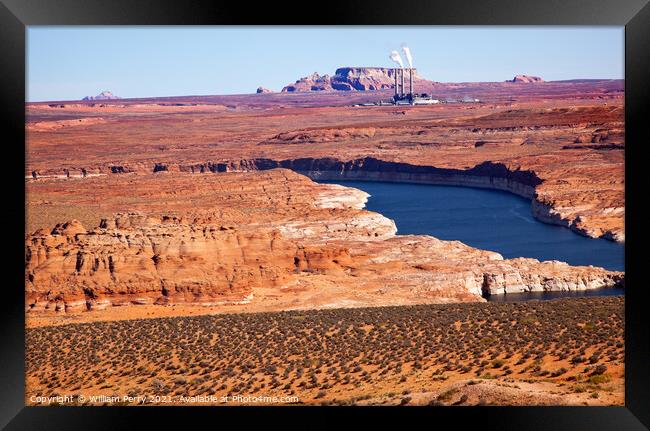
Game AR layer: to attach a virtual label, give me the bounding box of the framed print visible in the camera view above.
[1,0,649,429]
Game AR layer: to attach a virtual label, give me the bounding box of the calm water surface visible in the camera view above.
[321,180,625,300]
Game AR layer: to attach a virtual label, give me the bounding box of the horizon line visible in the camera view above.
[26,77,624,103]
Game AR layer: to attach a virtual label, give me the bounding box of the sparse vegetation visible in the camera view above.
[26,296,623,405]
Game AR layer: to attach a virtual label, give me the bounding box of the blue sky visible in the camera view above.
[27,26,624,102]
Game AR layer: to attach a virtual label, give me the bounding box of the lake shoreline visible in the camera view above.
[319,179,624,274]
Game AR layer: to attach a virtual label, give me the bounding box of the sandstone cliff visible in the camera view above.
[27,155,623,242]
[25,98,624,244]
[509,75,545,83]
[168,156,619,241]
[25,170,623,316]
[82,91,121,101]
[282,67,433,92]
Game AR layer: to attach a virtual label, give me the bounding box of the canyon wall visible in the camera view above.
[174,157,540,200]
[29,156,622,242]
[197,157,620,242]
[174,157,610,238]
[281,67,433,92]
[25,170,624,316]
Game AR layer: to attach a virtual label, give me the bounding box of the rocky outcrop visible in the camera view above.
[480,259,623,295]
[282,67,434,92]
[282,72,333,92]
[25,87,625,320]
[26,153,623,243]
[27,117,107,132]
[332,67,423,91]
[175,157,540,198]
[173,156,621,242]
[509,75,544,83]
[82,91,121,101]
[263,128,377,145]
[25,211,368,313]
[25,170,623,315]
[256,87,273,94]
[532,194,625,242]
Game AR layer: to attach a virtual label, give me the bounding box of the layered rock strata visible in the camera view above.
[25,170,623,315]
[82,91,120,101]
[26,98,624,243]
[155,156,615,241]
[282,67,433,92]
[509,75,545,83]
[29,151,622,242]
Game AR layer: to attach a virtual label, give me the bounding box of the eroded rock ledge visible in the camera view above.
[30,156,623,242]
[25,170,623,315]
[176,156,619,241]
[235,157,620,242]
[28,156,623,242]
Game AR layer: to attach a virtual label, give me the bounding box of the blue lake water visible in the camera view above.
[321,180,625,272]
[485,287,623,303]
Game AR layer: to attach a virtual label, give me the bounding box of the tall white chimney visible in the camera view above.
[394,68,398,97]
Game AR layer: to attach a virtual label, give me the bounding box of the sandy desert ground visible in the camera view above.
[26,297,624,406]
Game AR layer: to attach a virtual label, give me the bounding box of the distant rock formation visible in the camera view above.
[509,75,545,83]
[82,91,121,101]
[256,87,273,94]
[282,72,333,92]
[282,67,434,92]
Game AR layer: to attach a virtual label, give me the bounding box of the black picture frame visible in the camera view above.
[2,0,648,429]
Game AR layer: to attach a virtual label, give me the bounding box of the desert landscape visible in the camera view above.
[25,61,625,405]
[27,297,623,406]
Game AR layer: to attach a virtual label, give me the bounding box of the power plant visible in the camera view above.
[388,45,440,105]
[354,45,479,107]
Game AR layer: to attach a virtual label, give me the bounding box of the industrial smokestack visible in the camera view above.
[401,44,415,101]
[394,69,398,96]
[389,50,406,99]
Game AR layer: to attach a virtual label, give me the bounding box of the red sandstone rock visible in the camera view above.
[25,170,623,315]
[24,81,625,319]
[282,72,333,92]
[25,85,625,242]
[509,75,545,83]
[282,67,434,92]
[82,90,120,101]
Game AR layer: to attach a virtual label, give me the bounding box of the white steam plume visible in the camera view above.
[389,50,404,68]
[401,44,413,68]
